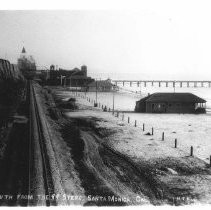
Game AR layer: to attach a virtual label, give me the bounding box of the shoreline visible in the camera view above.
[45,86,211,205]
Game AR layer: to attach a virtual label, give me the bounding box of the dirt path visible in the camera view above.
[60,118,166,205]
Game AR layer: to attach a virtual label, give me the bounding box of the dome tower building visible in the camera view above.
[17,46,36,77]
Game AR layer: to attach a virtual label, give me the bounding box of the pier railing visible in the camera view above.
[112,80,211,88]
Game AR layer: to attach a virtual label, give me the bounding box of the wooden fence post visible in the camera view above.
[135,120,137,127]
[128,117,130,123]
[162,132,164,141]
[151,127,154,135]
[190,146,193,156]
[143,123,145,131]
[175,139,177,148]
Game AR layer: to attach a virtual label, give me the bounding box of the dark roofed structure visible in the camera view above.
[146,93,206,103]
[135,92,206,114]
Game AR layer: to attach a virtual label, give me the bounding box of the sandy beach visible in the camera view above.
[52,88,211,205]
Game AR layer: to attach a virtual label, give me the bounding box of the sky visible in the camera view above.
[1,1,211,80]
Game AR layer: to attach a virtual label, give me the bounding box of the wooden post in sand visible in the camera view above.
[128,117,130,123]
[162,132,164,141]
[175,139,177,148]
[135,120,137,127]
[143,123,145,131]
[151,127,154,135]
[190,146,193,156]
[122,114,124,121]
[210,156,211,167]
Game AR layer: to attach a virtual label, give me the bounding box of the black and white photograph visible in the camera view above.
[1,0,211,207]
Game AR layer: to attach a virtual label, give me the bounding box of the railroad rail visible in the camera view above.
[28,81,66,206]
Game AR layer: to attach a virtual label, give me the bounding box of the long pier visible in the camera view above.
[112,80,211,88]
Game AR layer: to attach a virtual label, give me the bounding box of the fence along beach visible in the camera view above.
[66,83,211,165]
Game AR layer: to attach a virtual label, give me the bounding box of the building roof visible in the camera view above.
[142,92,206,103]
[88,79,113,87]
[137,95,151,103]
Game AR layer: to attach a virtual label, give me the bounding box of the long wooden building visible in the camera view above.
[135,93,206,114]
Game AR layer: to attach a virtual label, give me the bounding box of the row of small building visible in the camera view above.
[48,64,115,92]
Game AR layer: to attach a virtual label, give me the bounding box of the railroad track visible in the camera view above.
[28,81,56,206]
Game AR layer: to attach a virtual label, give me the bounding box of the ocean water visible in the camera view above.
[82,83,211,112]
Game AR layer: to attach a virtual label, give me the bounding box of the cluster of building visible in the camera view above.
[48,65,92,87]
[48,64,116,92]
[16,47,116,92]
[16,47,207,114]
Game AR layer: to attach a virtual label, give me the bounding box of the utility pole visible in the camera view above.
[76,80,78,96]
[94,79,98,107]
[64,77,66,88]
[173,80,176,93]
[60,75,63,86]
[96,79,98,104]
[112,85,115,112]
[140,81,142,96]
